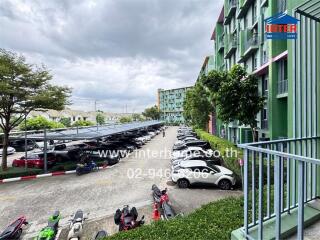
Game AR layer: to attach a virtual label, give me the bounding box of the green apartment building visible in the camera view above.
[200,0,320,239]
[202,0,294,143]
[157,87,192,124]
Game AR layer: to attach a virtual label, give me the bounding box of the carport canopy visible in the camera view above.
[10,120,163,141]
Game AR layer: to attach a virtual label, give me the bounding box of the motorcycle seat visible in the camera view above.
[0,226,15,238]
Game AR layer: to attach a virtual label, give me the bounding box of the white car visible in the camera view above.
[174,137,198,146]
[171,146,214,161]
[0,145,16,156]
[171,160,236,190]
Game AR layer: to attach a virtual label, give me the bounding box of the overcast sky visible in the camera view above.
[0,0,223,113]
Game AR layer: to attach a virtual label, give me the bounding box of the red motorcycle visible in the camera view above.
[0,216,28,240]
[114,205,144,231]
[152,184,175,220]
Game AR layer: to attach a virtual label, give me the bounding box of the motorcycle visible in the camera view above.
[76,161,98,175]
[36,211,61,240]
[114,205,145,232]
[93,230,108,240]
[152,184,175,220]
[67,210,88,240]
[0,216,28,240]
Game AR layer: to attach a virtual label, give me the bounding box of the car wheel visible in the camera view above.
[177,179,189,188]
[218,179,231,190]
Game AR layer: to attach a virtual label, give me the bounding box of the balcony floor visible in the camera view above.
[231,199,320,240]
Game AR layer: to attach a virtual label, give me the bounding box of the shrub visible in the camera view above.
[0,167,43,179]
[72,120,94,127]
[194,129,243,182]
[107,197,244,240]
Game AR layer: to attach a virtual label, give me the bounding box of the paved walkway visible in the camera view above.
[0,126,242,239]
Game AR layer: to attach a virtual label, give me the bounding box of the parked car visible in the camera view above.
[171,147,213,160]
[171,160,235,190]
[9,140,35,152]
[0,144,16,156]
[82,147,120,165]
[173,140,211,151]
[51,144,83,162]
[171,154,221,169]
[12,153,56,169]
[174,137,199,146]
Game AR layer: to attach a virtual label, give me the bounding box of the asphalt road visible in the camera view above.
[0,126,242,239]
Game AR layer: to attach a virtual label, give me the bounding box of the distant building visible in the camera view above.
[157,87,192,124]
[29,108,134,125]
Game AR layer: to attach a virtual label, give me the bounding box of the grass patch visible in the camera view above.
[194,129,243,182]
[107,196,244,240]
[0,167,43,179]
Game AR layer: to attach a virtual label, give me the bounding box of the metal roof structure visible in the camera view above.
[10,120,163,141]
[296,0,320,22]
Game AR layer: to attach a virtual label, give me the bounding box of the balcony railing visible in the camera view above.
[217,35,225,52]
[245,33,258,51]
[225,34,237,58]
[278,79,288,95]
[278,0,287,12]
[238,137,320,239]
[224,0,238,25]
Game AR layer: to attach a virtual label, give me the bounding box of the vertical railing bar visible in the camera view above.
[252,150,256,225]
[258,151,263,240]
[293,141,297,208]
[280,143,284,212]
[275,153,281,240]
[312,139,316,198]
[304,141,308,202]
[287,141,291,213]
[297,160,305,240]
[267,145,271,218]
[244,149,249,236]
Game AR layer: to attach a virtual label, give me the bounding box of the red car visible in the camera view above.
[12,153,55,169]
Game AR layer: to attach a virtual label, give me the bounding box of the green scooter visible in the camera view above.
[35,211,61,240]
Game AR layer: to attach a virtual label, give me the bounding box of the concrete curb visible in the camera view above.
[0,165,109,184]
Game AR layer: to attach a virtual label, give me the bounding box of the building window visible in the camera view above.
[262,108,268,129]
[253,57,258,70]
[278,59,288,94]
[262,75,268,97]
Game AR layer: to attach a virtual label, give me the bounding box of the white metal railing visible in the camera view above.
[239,137,320,239]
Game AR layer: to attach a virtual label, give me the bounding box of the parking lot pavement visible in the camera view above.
[0,127,177,239]
[0,126,243,239]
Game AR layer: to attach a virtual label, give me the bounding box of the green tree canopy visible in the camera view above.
[142,105,160,120]
[183,83,212,129]
[119,116,132,123]
[20,116,65,131]
[72,120,94,127]
[59,117,71,127]
[0,49,71,170]
[96,112,106,125]
[203,65,265,141]
[132,113,143,121]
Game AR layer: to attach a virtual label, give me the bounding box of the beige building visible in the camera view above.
[29,108,134,124]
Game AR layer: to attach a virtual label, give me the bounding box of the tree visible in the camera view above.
[72,120,94,127]
[213,65,264,142]
[119,116,132,123]
[59,117,71,127]
[142,105,160,120]
[20,116,65,131]
[96,112,105,125]
[183,83,212,129]
[0,49,71,170]
[132,113,143,121]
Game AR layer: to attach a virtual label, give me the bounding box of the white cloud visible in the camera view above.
[0,0,223,112]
